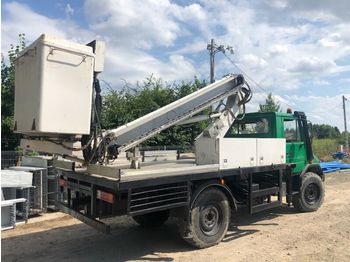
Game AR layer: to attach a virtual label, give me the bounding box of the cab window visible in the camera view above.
[227,118,269,136]
[284,120,301,142]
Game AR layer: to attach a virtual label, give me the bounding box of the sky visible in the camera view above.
[1,0,350,131]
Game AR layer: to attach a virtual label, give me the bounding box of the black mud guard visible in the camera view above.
[301,164,325,181]
[191,180,238,212]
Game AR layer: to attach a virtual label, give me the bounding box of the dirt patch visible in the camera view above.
[2,171,350,262]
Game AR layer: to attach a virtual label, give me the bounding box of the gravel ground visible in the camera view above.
[2,170,350,262]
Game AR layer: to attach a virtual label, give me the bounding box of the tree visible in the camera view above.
[258,93,281,112]
[1,34,26,150]
[312,124,341,139]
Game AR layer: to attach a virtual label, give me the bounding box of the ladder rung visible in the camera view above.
[251,201,281,213]
[251,187,279,198]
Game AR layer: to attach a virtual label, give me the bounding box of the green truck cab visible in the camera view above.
[225,110,325,212]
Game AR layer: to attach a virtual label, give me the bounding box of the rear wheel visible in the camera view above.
[292,172,324,212]
[178,188,230,248]
[132,210,170,227]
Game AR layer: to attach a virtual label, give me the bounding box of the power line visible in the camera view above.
[222,52,295,109]
[221,52,349,123]
[222,53,348,134]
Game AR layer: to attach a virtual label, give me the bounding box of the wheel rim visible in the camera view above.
[200,204,222,236]
[304,183,320,205]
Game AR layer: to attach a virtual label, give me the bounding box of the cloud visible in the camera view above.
[252,0,350,24]
[263,0,288,10]
[82,0,206,83]
[241,54,268,70]
[313,79,329,86]
[284,94,350,131]
[286,0,350,22]
[84,0,179,49]
[84,0,206,49]
[103,45,196,84]
[2,2,63,51]
[1,2,93,53]
[4,0,349,89]
[2,1,199,87]
[172,39,207,55]
[192,0,350,94]
[290,57,336,74]
[2,0,350,130]
[65,4,74,17]
[268,44,289,56]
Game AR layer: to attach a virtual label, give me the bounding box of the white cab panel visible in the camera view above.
[219,138,257,169]
[200,138,286,170]
[14,34,94,136]
[256,138,286,166]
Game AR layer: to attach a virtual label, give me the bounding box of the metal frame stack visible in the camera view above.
[9,166,48,214]
[1,170,32,230]
[9,156,59,213]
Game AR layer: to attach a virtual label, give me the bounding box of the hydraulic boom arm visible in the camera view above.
[102,74,250,156]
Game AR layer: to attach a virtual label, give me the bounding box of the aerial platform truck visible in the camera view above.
[13,35,325,248]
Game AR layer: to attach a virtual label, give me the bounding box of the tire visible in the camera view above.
[292,172,325,212]
[178,188,231,248]
[132,210,170,227]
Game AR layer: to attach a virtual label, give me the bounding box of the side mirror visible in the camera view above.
[307,121,313,141]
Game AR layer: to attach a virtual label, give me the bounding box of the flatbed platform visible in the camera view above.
[59,159,218,188]
[121,159,218,181]
[58,158,287,190]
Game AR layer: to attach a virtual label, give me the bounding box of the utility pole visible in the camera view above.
[343,95,349,151]
[207,39,234,83]
[209,39,215,84]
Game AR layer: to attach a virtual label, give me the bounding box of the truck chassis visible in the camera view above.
[56,159,298,247]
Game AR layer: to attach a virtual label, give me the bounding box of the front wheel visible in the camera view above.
[292,172,325,212]
[178,188,231,248]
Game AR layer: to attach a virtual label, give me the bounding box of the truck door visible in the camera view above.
[284,119,307,173]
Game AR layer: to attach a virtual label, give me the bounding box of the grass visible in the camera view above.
[312,138,339,162]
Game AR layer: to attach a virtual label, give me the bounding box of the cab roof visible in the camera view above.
[243,111,295,119]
